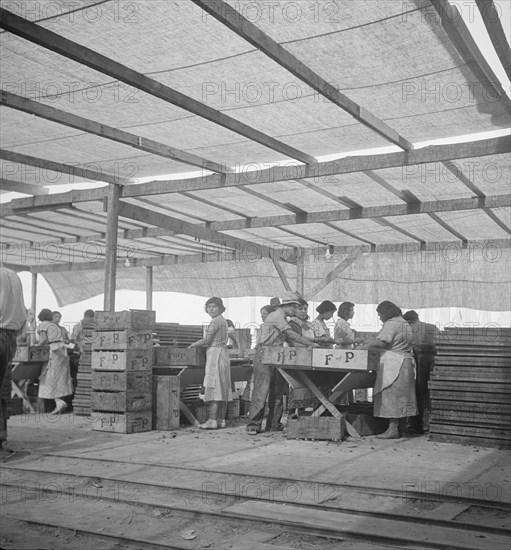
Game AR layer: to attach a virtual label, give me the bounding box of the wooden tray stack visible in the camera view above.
[153,323,203,348]
[73,322,95,416]
[429,327,511,449]
[90,310,155,434]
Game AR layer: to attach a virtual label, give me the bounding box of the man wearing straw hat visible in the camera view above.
[246,291,319,435]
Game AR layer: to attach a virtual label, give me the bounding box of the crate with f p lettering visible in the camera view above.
[92,330,153,351]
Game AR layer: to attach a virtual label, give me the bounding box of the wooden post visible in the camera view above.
[296,249,305,296]
[103,184,120,312]
[31,272,37,314]
[146,266,153,310]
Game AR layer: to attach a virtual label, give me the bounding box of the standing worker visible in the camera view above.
[0,266,27,461]
[403,310,439,434]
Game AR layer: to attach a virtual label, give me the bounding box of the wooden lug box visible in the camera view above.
[262,347,379,371]
[92,330,153,351]
[287,415,344,441]
[94,310,156,331]
[13,346,49,363]
[91,370,152,392]
[227,399,241,419]
[92,411,152,433]
[92,350,153,371]
[92,391,152,413]
[152,375,180,430]
[154,346,206,366]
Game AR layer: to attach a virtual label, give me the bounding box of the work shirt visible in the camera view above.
[0,267,27,332]
[334,318,356,348]
[377,316,413,356]
[257,308,292,347]
[409,321,438,354]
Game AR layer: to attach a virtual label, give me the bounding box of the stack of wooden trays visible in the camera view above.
[429,327,511,449]
[153,323,203,348]
[90,310,155,434]
[73,323,95,416]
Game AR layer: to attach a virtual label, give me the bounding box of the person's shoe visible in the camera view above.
[219,420,226,429]
[376,429,400,439]
[270,425,284,432]
[246,428,260,435]
[50,403,67,415]
[199,420,218,430]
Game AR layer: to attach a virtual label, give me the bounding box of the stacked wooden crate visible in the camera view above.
[73,321,95,416]
[429,327,511,449]
[153,323,203,348]
[91,310,155,434]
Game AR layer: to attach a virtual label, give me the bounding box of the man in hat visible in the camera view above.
[402,310,439,434]
[246,291,319,435]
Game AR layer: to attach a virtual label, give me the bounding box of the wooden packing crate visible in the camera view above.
[92,350,153,371]
[226,399,241,419]
[91,370,152,392]
[94,310,156,331]
[154,346,206,366]
[262,347,379,371]
[152,375,180,430]
[287,416,344,441]
[92,411,152,433]
[13,346,49,363]
[91,391,151,413]
[92,330,153,351]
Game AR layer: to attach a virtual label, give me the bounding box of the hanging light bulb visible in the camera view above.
[124,255,131,267]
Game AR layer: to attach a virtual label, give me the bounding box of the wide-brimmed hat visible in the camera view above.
[279,291,302,306]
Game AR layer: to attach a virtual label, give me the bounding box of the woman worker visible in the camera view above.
[189,297,231,430]
[334,302,364,349]
[362,301,418,439]
[36,309,74,414]
[311,301,336,347]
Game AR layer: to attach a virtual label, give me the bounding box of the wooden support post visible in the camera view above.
[146,266,153,310]
[103,184,120,312]
[31,272,37,315]
[296,250,305,296]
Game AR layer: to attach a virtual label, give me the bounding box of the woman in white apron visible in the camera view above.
[189,297,231,430]
[364,301,418,439]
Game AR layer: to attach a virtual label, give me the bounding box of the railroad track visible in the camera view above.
[1,452,509,549]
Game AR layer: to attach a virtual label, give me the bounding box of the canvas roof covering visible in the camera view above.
[0,0,510,310]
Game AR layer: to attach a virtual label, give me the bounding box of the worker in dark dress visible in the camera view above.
[402,310,439,434]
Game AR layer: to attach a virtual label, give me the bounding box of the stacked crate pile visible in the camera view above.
[73,320,95,416]
[91,310,155,434]
[154,323,203,348]
[429,327,511,449]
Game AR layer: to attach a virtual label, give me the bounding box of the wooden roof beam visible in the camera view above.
[0,8,315,166]
[4,135,508,212]
[483,209,511,236]
[427,213,469,246]
[372,218,425,244]
[0,150,130,186]
[180,192,253,220]
[0,178,49,196]
[323,222,377,249]
[193,0,413,150]
[0,91,232,175]
[430,0,511,110]
[308,250,364,298]
[475,0,511,81]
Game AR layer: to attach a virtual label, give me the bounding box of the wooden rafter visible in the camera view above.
[180,192,252,220]
[308,250,364,298]
[3,136,508,212]
[427,213,468,244]
[296,180,363,209]
[278,227,328,246]
[363,171,410,203]
[0,178,49,196]
[475,0,511,81]
[322,222,376,248]
[0,8,315,166]
[270,253,292,291]
[483,209,511,236]
[0,150,129,186]
[430,0,511,111]
[372,218,425,244]
[0,91,231,175]
[441,161,485,198]
[192,0,413,150]
[238,186,302,214]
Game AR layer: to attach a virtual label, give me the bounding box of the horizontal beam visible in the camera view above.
[0,149,130,185]
[193,0,413,150]
[0,91,231,174]
[0,8,315,166]
[15,237,510,273]
[5,135,509,212]
[0,178,49,196]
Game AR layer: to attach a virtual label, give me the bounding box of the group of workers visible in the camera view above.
[191,291,437,439]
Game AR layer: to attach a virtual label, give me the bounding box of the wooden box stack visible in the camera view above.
[429,327,511,449]
[73,321,95,416]
[13,346,49,363]
[90,310,155,433]
[153,323,203,348]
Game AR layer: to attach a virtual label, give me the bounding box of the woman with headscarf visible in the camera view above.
[334,302,365,349]
[311,300,336,348]
[362,301,418,438]
[36,308,74,414]
[189,297,231,430]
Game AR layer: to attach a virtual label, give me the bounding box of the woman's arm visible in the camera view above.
[360,338,386,351]
[189,320,219,348]
[36,330,48,347]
